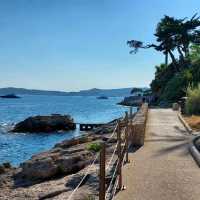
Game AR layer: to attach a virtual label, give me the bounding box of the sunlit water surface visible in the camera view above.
[0,95,132,166]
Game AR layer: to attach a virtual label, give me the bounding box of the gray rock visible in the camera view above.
[0,162,12,175]
[118,96,143,106]
[12,114,76,133]
[20,146,94,180]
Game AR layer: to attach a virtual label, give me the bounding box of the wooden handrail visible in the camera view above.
[117,120,122,190]
[99,111,131,200]
[99,142,106,200]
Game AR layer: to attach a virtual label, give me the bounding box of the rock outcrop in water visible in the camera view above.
[12,114,76,133]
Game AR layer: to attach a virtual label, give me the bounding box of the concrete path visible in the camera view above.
[114,109,200,200]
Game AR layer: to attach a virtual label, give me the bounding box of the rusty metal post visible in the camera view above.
[117,120,122,190]
[99,142,106,200]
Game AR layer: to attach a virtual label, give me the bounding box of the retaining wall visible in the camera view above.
[129,103,148,146]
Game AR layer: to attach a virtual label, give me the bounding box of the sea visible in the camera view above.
[0,95,131,166]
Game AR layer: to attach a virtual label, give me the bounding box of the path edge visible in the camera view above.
[177,112,193,134]
[177,112,200,167]
[189,135,200,167]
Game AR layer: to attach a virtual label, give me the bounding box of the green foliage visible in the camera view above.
[151,62,194,103]
[131,87,143,94]
[128,14,200,103]
[190,44,200,61]
[190,59,200,86]
[150,63,176,100]
[83,195,95,200]
[128,14,200,72]
[143,89,152,96]
[87,142,101,152]
[159,72,191,102]
[185,85,200,115]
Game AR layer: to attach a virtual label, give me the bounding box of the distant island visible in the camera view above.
[97,96,109,100]
[0,94,20,99]
[0,87,141,97]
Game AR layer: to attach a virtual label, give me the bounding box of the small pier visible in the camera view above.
[78,123,104,131]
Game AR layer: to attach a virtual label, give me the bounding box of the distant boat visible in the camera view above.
[0,94,20,99]
[97,96,108,100]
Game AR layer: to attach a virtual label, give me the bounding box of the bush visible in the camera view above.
[83,195,95,200]
[150,62,193,103]
[86,142,102,152]
[160,71,190,102]
[185,84,200,115]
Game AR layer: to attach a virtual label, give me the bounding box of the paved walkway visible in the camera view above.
[114,109,200,200]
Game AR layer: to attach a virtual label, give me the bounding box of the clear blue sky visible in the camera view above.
[0,0,199,91]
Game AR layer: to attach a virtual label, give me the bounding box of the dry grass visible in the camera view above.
[183,115,200,131]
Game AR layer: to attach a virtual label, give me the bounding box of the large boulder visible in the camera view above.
[20,144,95,180]
[12,114,76,133]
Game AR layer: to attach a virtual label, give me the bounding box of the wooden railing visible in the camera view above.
[67,109,135,200]
[99,111,131,200]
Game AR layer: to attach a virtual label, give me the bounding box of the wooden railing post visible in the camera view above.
[117,120,122,190]
[99,142,106,200]
[125,112,129,163]
[129,106,133,119]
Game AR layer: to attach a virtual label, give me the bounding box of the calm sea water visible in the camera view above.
[0,95,130,166]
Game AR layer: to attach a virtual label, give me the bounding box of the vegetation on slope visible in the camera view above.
[128,14,200,106]
[183,115,200,131]
[185,84,200,115]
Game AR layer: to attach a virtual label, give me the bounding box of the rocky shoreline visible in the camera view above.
[0,118,121,200]
[118,96,143,107]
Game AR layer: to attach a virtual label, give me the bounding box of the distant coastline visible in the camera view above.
[0,87,137,97]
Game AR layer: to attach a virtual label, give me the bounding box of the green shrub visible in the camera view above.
[185,84,200,115]
[160,72,188,102]
[83,195,95,200]
[150,62,194,103]
[87,142,101,152]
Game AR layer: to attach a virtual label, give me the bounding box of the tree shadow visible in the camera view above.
[147,131,193,158]
[145,138,189,143]
[178,146,191,157]
[152,141,189,157]
[148,132,191,139]
[173,125,191,136]
[128,145,142,153]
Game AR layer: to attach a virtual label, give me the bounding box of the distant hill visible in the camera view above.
[0,87,135,97]
[67,88,133,97]
[0,87,68,96]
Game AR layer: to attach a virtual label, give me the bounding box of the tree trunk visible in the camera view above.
[168,50,179,72]
[165,52,168,66]
[177,46,184,61]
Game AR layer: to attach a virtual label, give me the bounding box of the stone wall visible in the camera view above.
[129,103,148,146]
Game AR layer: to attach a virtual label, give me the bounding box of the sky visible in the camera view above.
[0,0,200,92]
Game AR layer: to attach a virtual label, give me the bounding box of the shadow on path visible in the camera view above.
[152,141,189,157]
